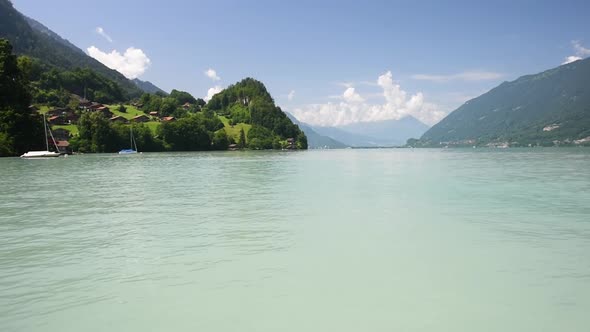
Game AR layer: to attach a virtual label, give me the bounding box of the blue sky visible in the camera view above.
[12,0,590,126]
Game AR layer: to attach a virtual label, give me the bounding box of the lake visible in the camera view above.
[1,149,589,331]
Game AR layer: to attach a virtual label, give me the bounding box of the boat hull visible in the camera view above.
[118,149,138,155]
[20,151,61,158]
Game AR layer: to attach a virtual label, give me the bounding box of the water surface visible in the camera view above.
[1,149,589,331]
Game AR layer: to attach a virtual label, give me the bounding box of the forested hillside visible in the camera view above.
[418,57,590,147]
[207,78,307,149]
[0,0,142,99]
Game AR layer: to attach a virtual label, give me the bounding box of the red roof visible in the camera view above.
[48,115,60,121]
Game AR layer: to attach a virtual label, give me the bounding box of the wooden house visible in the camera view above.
[132,114,150,123]
[110,115,128,123]
[47,115,65,125]
[52,128,71,141]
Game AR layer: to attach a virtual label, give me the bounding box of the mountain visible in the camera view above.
[207,78,307,149]
[338,116,429,146]
[309,116,429,147]
[22,16,84,56]
[311,126,381,147]
[285,113,347,148]
[420,57,590,147]
[0,0,142,98]
[133,78,167,95]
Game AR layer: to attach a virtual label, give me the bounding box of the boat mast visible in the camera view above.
[43,113,49,151]
[48,125,60,152]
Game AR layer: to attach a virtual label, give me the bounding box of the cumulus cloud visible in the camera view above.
[205,85,223,101]
[562,55,582,64]
[87,46,151,79]
[411,70,504,82]
[342,87,364,103]
[287,90,295,101]
[290,71,446,126]
[205,68,220,81]
[95,27,113,43]
[562,40,590,64]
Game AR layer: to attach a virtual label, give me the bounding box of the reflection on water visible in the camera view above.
[1,149,589,331]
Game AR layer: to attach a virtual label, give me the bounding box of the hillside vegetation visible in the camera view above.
[0,0,143,99]
[207,78,307,149]
[418,57,590,147]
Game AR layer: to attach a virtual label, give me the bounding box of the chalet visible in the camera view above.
[161,116,176,122]
[56,140,72,155]
[46,108,69,117]
[132,114,150,123]
[88,102,103,110]
[64,111,80,124]
[94,106,113,118]
[53,128,71,141]
[149,111,159,117]
[182,102,191,110]
[47,115,65,125]
[78,100,92,108]
[110,115,128,123]
[286,138,296,149]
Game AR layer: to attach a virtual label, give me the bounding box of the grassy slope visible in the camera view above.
[52,124,79,135]
[106,104,145,119]
[106,104,160,134]
[41,104,160,136]
[218,116,252,140]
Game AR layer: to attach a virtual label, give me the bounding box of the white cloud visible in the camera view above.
[411,70,504,82]
[205,68,220,81]
[290,71,446,126]
[95,27,113,43]
[287,90,295,101]
[562,40,590,64]
[342,87,364,103]
[205,86,223,101]
[562,55,582,65]
[87,46,151,79]
[573,40,590,56]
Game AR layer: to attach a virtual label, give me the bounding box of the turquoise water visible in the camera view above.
[1,149,589,331]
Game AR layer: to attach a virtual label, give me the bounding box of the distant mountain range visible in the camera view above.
[419,57,590,147]
[334,116,429,146]
[132,78,167,95]
[285,113,348,148]
[0,0,165,97]
[288,115,429,148]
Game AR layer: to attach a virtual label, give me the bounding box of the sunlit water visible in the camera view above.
[1,149,589,331]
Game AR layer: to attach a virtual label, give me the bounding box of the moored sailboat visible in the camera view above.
[20,114,61,158]
[119,126,138,154]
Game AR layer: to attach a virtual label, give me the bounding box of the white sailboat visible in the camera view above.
[20,114,61,158]
[119,126,138,154]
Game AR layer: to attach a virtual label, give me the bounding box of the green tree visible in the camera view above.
[238,128,246,148]
[158,116,212,151]
[77,112,120,152]
[247,125,274,149]
[0,39,44,156]
[212,129,229,150]
[170,89,197,105]
[117,104,127,113]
